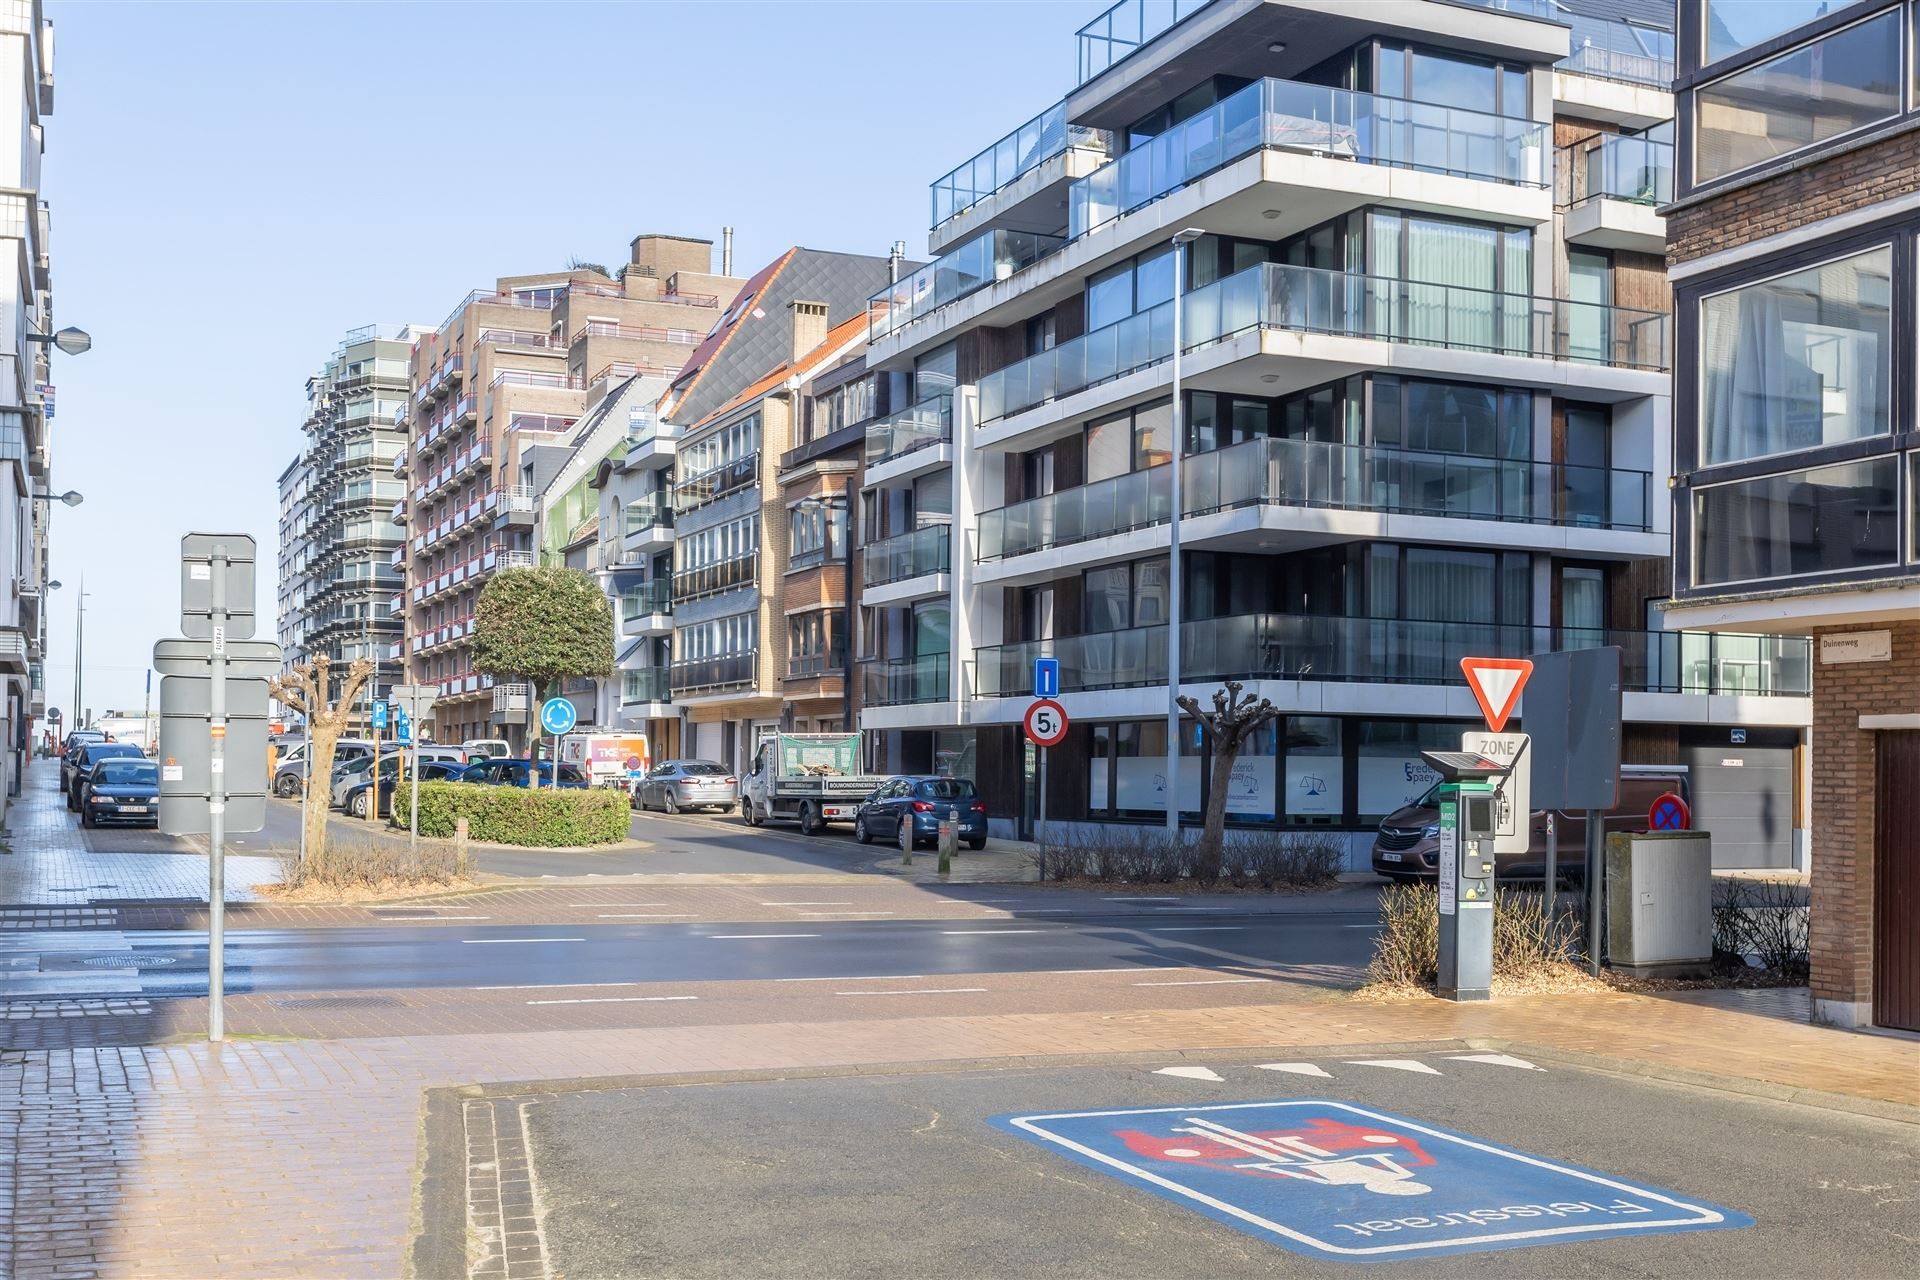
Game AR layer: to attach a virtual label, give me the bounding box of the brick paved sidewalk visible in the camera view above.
[1,982,1912,1279]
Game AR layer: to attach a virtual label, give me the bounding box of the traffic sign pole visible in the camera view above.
[207,542,229,1044]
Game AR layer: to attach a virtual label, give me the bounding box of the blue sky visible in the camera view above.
[42,0,1081,717]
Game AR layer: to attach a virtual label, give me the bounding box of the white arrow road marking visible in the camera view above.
[1345,1058,1442,1075]
[1447,1053,1541,1070]
[1153,1066,1225,1082]
[1256,1062,1334,1078]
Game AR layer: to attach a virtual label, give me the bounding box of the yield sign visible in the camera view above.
[1459,657,1532,733]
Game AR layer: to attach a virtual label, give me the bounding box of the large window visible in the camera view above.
[1703,0,1873,63]
[1694,456,1900,586]
[1699,247,1892,466]
[1356,720,1474,823]
[1088,720,1203,820]
[1372,378,1530,458]
[788,501,845,568]
[1283,717,1343,825]
[1085,400,1173,483]
[1082,557,1171,633]
[1086,247,1177,332]
[1693,8,1902,183]
[674,612,757,661]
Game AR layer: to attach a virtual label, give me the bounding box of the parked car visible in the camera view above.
[273,739,375,798]
[66,742,148,811]
[458,759,587,789]
[58,730,108,786]
[78,758,160,828]
[329,745,467,808]
[1370,766,1691,882]
[854,776,988,849]
[341,759,466,819]
[631,760,736,814]
[462,738,512,761]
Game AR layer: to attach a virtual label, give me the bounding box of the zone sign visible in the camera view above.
[1024,698,1069,748]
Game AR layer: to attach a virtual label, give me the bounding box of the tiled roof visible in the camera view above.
[689,312,871,431]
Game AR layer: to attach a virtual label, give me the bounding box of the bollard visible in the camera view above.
[899,813,913,865]
[937,814,957,876]
[454,816,470,865]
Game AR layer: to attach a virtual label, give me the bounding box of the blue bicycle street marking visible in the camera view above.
[994,1100,1751,1263]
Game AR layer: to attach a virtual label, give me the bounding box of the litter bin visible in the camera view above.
[1604,831,1712,976]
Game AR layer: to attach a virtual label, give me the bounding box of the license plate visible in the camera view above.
[117,804,149,814]
[1379,851,1402,863]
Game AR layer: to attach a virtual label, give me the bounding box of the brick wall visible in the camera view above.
[1806,618,1920,1015]
[1667,130,1920,265]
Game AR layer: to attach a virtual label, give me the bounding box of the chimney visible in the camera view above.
[789,300,829,364]
[722,226,734,276]
[889,240,907,282]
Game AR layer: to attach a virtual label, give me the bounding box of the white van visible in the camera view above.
[462,739,512,761]
[559,733,652,788]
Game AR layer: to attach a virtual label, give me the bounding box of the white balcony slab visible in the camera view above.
[862,571,952,609]
[623,524,675,556]
[863,441,954,490]
[621,611,673,638]
[1551,73,1674,131]
[928,145,1113,258]
[1565,196,1667,255]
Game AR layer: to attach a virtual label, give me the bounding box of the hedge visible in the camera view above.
[387,781,630,847]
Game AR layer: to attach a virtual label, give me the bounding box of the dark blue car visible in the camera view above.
[854,776,987,850]
[66,742,148,811]
[79,758,160,828]
[458,759,587,789]
[341,759,466,818]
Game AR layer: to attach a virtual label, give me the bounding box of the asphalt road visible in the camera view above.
[0,911,1378,999]
[456,1054,1918,1279]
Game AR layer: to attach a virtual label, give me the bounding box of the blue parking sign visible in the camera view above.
[393,707,411,745]
[995,1100,1748,1263]
[371,701,389,731]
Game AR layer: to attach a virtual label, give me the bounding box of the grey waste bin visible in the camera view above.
[1605,831,1713,976]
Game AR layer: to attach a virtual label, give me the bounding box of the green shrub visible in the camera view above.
[1367,883,1585,988]
[387,782,630,847]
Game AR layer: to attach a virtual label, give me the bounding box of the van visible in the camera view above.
[462,739,511,761]
[1371,765,1688,882]
[558,733,651,788]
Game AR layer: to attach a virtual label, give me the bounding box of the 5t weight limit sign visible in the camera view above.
[1024,698,1069,748]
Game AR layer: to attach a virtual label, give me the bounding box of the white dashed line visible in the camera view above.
[761,901,853,906]
[1105,896,1182,901]
[1146,926,1245,933]
[377,915,491,921]
[473,982,642,991]
[526,995,698,1006]
[709,933,821,940]
[1133,977,1269,987]
[777,974,927,983]
[835,988,987,997]
[460,938,585,945]
[597,913,695,919]
[940,929,1046,935]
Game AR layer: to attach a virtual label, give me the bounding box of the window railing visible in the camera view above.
[862,653,950,707]
[624,494,673,534]
[931,99,1114,227]
[863,525,952,587]
[671,654,755,694]
[673,552,758,600]
[1076,0,1214,85]
[975,619,1810,697]
[1070,78,1549,239]
[1559,133,1674,207]
[622,668,672,705]
[672,453,759,513]
[620,580,673,620]
[864,394,953,467]
[869,230,1064,340]
[977,435,1650,562]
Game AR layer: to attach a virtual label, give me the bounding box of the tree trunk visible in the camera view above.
[1193,745,1237,881]
[303,723,340,875]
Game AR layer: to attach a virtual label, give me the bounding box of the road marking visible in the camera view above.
[1153,1066,1224,1081]
[1345,1058,1442,1075]
[1105,896,1181,901]
[1149,907,1235,913]
[795,910,893,916]
[598,913,694,919]
[777,974,927,983]
[835,987,987,997]
[585,902,673,908]
[1134,977,1269,987]
[940,929,1046,935]
[371,905,483,911]
[1146,926,1245,933]
[472,982,642,991]
[526,995,698,1006]
[1257,1062,1334,1078]
[376,915,492,921]
[1053,966,1184,975]
[709,933,820,940]
[1447,1053,1541,1071]
[460,937,586,945]
[761,901,853,906]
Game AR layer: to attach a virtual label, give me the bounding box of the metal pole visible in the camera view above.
[370,714,381,823]
[840,488,854,732]
[1038,745,1049,852]
[1584,807,1603,976]
[71,575,84,729]
[1543,810,1557,922]
[1165,235,1189,837]
[409,701,421,858]
[208,545,229,1043]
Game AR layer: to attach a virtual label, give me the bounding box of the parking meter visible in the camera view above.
[1420,752,1508,1003]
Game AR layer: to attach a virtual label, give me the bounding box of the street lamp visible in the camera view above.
[26,325,93,357]
[1166,227,1206,837]
[795,489,854,730]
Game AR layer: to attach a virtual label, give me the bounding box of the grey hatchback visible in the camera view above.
[632,760,736,814]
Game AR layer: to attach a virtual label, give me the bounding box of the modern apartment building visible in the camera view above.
[0,1,56,810]
[399,234,743,748]
[855,0,1813,867]
[1659,0,1919,1031]
[275,324,415,721]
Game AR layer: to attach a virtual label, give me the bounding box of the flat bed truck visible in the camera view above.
[740,733,887,834]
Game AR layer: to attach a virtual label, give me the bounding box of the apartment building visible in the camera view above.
[1657,0,1920,1032]
[594,393,679,746]
[0,2,55,810]
[275,325,414,722]
[855,0,1813,867]
[399,234,743,748]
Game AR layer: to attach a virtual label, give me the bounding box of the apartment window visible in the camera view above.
[676,516,759,572]
[1373,378,1531,458]
[675,612,757,661]
[1703,0,1873,63]
[1564,405,1611,526]
[787,611,847,673]
[1283,717,1344,826]
[1025,313,1056,356]
[1376,43,1530,118]
[1085,399,1173,483]
[788,502,845,568]
[1699,246,1892,466]
[1086,247,1177,332]
[1082,557,1170,634]
[1188,392,1278,454]
[808,377,877,440]
[913,343,957,402]
[1694,456,1900,586]
[1693,9,1902,183]
[1089,720,1204,820]
[1566,249,1613,363]
[1369,211,1533,351]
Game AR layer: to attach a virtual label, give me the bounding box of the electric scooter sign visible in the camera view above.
[996,1100,1749,1263]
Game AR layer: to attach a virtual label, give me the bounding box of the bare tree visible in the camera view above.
[268,656,375,872]
[1175,680,1281,879]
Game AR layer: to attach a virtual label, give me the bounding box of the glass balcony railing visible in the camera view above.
[1561,132,1674,207]
[624,494,673,535]
[864,394,953,467]
[672,453,758,514]
[869,230,1064,341]
[1069,79,1548,239]
[672,552,758,601]
[975,619,1810,698]
[622,668,671,705]
[931,99,1114,227]
[620,580,673,620]
[977,262,1669,425]
[671,654,754,695]
[1559,15,1676,88]
[862,525,952,588]
[862,653,951,707]
[1076,0,1214,85]
[976,435,1651,562]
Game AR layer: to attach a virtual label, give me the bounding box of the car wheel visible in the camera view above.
[855,813,872,844]
[663,791,680,815]
[800,801,822,836]
[745,798,761,827]
[966,837,986,851]
[276,775,299,799]
[79,803,93,828]
[65,786,77,812]
[350,792,369,818]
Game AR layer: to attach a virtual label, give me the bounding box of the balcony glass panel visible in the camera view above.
[673,552,759,601]
[621,668,672,704]
[620,580,673,620]
[862,653,951,706]
[978,467,1173,561]
[1565,132,1674,206]
[624,494,674,534]
[870,230,1065,340]
[931,100,1113,226]
[862,525,952,587]
[671,654,754,693]
[864,394,953,467]
[1076,0,1215,85]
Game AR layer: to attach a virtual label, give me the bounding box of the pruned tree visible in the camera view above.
[1176,680,1281,879]
[472,566,615,783]
[268,655,375,871]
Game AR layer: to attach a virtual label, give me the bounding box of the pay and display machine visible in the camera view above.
[1420,750,1510,1002]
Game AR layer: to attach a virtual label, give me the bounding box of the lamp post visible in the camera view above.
[25,326,93,357]
[1165,227,1205,836]
[72,575,88,730]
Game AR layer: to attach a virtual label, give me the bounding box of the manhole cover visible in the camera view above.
[81,955,179,968]
[269,995,404,1010]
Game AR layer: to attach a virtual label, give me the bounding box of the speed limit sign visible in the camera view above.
[1024,698,1069,747]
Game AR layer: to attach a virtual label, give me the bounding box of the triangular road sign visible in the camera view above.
[1460,657,1532,733]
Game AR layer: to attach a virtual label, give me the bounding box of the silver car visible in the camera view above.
[632,760,736,814]
[329,745,466,807]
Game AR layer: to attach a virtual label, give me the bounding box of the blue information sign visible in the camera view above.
[370,701,389,732]
[996,1100,1748,1263]
[1034,657,1060,699]
[393,707,411,745]
[539,697,578,736]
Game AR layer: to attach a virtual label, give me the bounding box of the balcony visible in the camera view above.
[861,525,952,607]
[389,499,406,527]
[622,418,682,471]
[862,653,951,708]
[976,435,1652,566]
[929,98,1114,252]
[497,485,537,529]
[673,552,758,601]
[1559,132,1671,255]
[1557,14,1675,90]
[863,394,953,488]
[620,580,673,636]
[622,494,675,555]
[974,619,1811,701]
[672,453,758,514]
[622,668,673,707]
[977,261,1669,430]
[870,230,1064,342]
[671,654,755,696]
[1075,0,1212,86]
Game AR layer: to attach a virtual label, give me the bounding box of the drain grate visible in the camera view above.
[269,995,405,1010]
[81,954,179,968]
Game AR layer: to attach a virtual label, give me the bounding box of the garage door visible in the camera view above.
[1683,744,1794,869]
[1874,732,1920,1033]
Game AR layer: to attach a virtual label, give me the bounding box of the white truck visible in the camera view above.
[740,732,887,835]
